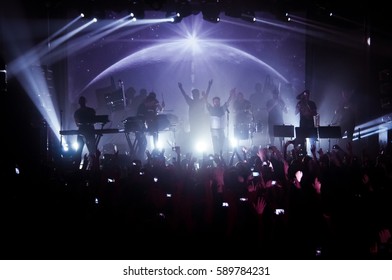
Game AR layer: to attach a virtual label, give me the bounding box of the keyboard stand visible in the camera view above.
[125,131,146,160]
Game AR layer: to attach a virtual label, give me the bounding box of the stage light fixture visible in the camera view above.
[202,2,221,23]
[166,1,193,23]
[241,10,256,22]
[166,11,182,23]
[128,0,145,19]
[82,9,106,20]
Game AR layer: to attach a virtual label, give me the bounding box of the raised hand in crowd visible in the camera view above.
[317,147,324,157]
[257,146,268,162]
[379,229,391,245]
[253,196,267,216]
[370,228,392,257]
[247,179,258,193]
[312,176,322,194]
[310,144,317,160]
[269,145,284,161]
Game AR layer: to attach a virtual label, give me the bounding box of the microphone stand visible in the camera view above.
[59,109,64,148]
[119,80,126,109]
[226,108,230,163]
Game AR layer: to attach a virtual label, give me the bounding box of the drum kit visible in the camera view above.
[234,110,263,140]
[122,116,145,132]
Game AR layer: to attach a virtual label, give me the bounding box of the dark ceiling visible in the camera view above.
[7,0,382,23]
[6,0,389,36]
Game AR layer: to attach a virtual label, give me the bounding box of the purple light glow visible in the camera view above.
[64,11,306,153]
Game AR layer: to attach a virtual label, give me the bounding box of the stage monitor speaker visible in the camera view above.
[273,125,294,137]
[295,127,318,138]
[318,126,342,139]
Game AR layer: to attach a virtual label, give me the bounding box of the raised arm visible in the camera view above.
[205,79,213,99]
[178,82,187,97]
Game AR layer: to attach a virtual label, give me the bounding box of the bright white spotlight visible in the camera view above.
[156,140,164,150]
[62,143,70,152]
[195,140,208,154]
[71,141,79,151]
[230,137,239,148]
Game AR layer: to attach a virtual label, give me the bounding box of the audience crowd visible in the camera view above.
[2,140,392,260]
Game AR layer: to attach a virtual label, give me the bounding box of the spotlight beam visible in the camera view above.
[7,18,96,79]
[47,14,85,46]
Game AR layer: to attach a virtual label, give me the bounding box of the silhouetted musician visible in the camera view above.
[73,98,115,169]
[134,91,165,160]
[73,96,97,160]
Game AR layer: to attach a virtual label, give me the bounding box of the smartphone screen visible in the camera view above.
[275,209,284,215]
